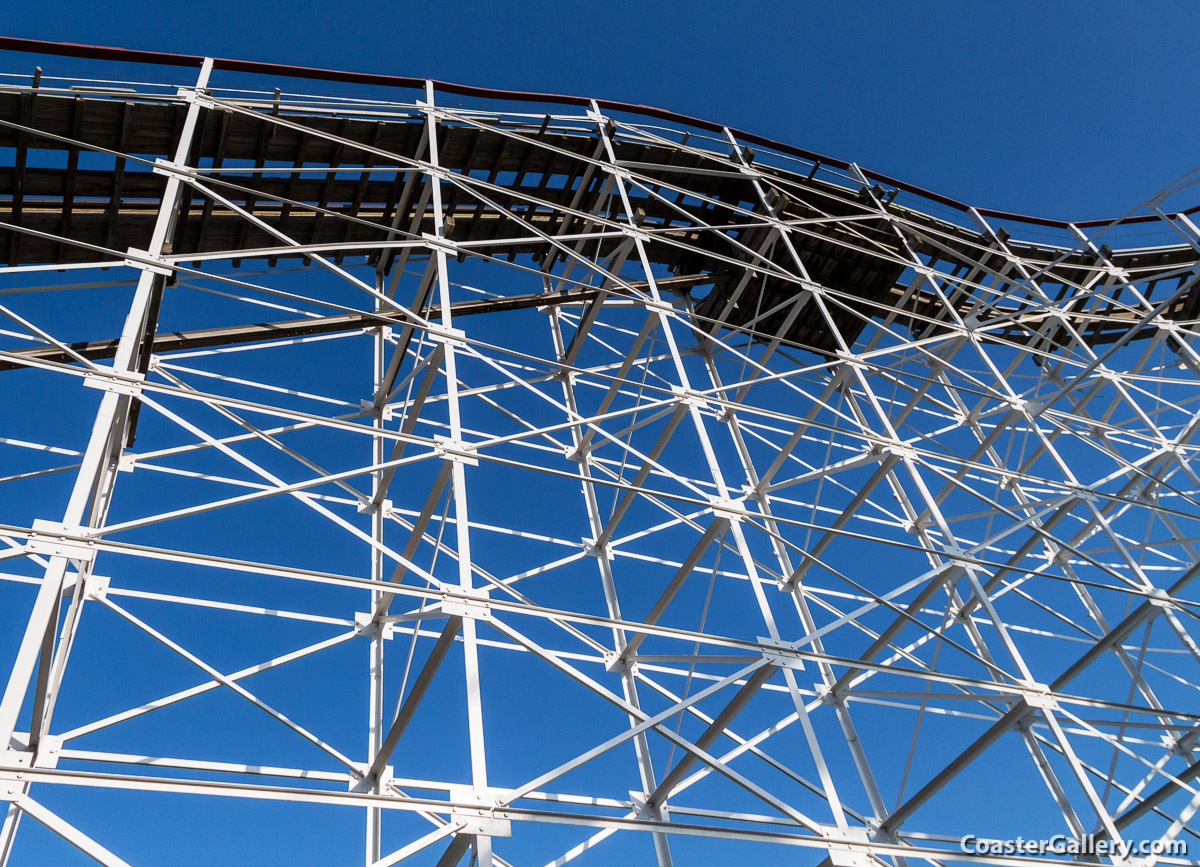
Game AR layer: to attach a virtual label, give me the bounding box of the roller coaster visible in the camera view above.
[0,36,1199,867]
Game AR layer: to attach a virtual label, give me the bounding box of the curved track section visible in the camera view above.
[0,42,1199,867]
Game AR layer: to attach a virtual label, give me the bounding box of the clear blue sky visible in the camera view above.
[2,4,1199,864]
[5,0,1199,220]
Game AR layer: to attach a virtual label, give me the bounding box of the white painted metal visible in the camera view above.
[0,54,1198,867]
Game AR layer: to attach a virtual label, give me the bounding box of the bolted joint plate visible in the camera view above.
[564,442,590,464]
[151,157,186,178]
[433,436,479,466]
[449,785,512,837]
[124,246,174,277]
[451,809,512,838]
[671,385,710,410]
[0,748,31,801]
[1020,682,1059,711]
[353,612,394,639]
[83,368,146,398]
[582,538,614,561]
[1148,587,1175,610]
[881,441,918,461]
[642,298,674,316]
[349,764,392,793]
[28,520,96,564]
[428,325,467,349]
[821,825,873,867]
[441,592,491,620]
[356,497,392,515]
[709,496,745,522]
[62,572,109,601]
[758,636,804,670]
[603,650,636,675]
[628,788,669,820]
[421,232,459,256]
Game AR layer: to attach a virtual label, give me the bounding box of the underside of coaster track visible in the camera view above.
[0,36,1199,867]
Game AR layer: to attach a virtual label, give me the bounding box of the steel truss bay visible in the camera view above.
[0,43,1199,867]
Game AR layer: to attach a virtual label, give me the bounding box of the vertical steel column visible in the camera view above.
[422,82,493,867]
[366,276,388,864]
[0,58,214,865]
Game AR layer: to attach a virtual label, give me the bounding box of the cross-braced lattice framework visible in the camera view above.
[2,45,1200,867]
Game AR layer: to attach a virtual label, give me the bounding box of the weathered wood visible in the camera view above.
[0,91,1194,351]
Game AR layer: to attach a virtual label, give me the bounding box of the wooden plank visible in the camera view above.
[102,100,131,253]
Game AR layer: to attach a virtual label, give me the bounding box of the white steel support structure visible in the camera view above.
[0,40,1199,867]
[0,57,214,864]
